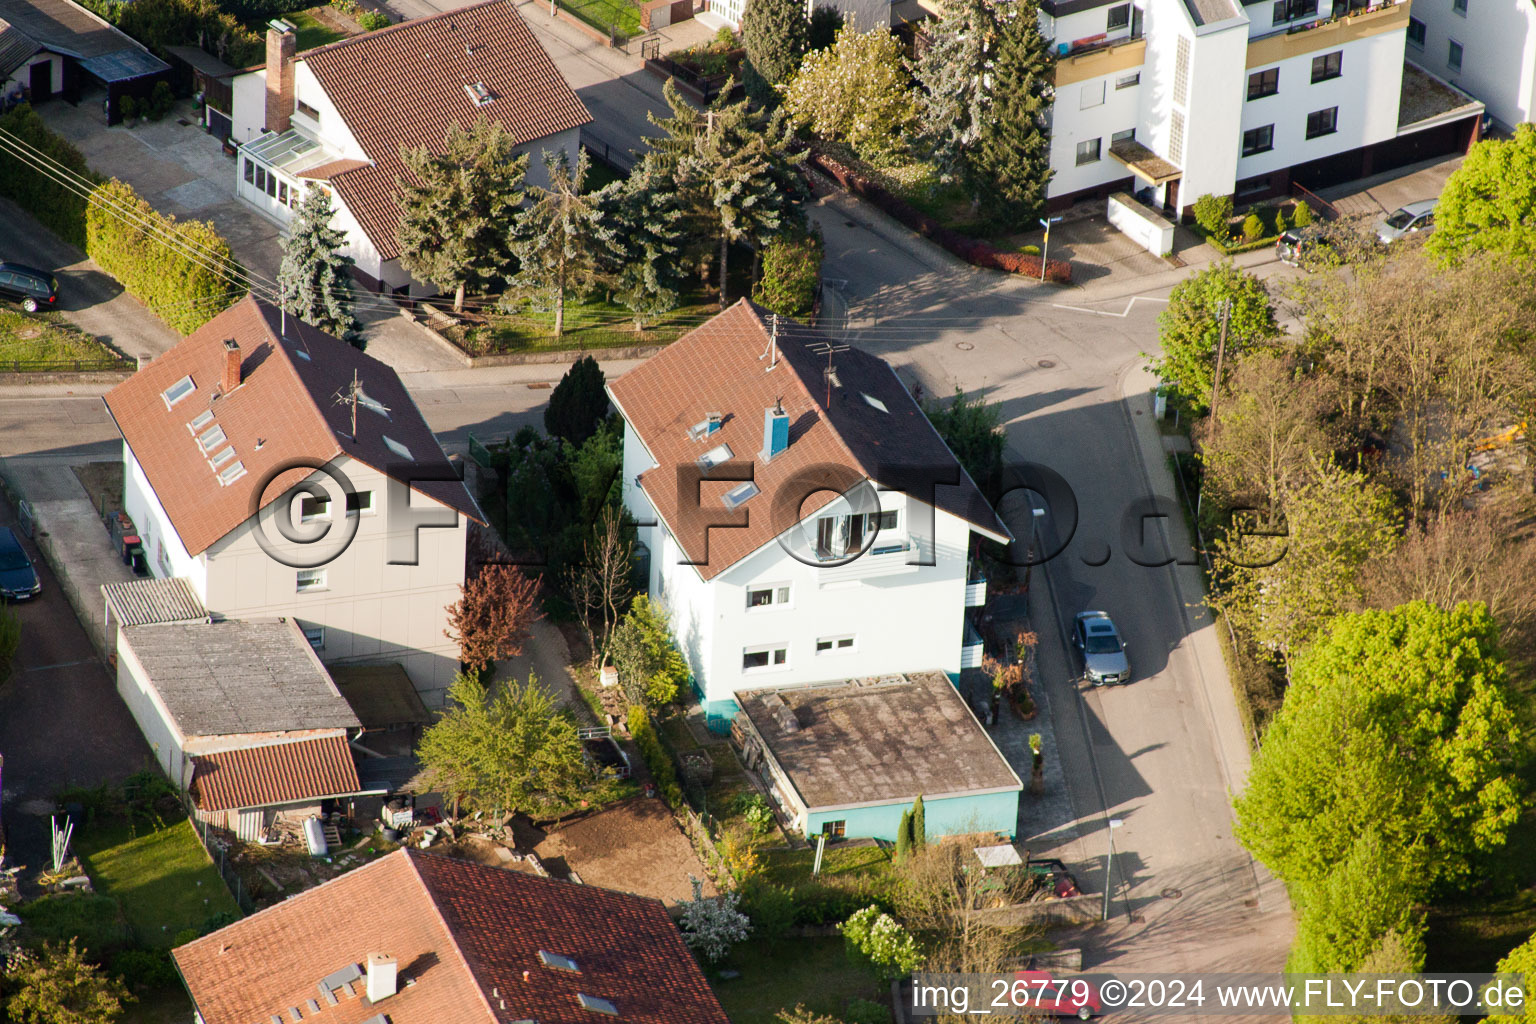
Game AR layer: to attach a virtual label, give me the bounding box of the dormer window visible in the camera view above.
[162,375,195,408]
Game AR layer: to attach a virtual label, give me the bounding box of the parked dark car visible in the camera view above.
[1275,226,1336,268]
[0,262,59,313]
[0,526,41,601]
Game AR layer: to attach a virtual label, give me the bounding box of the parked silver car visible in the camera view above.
[1375,199,1438,243]
[1072,610,1129,686]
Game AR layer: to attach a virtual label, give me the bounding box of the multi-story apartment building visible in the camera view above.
[1406,0,1535,129]
[1039,0,1484,212]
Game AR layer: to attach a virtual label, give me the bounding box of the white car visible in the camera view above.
[1375,199,1438,243]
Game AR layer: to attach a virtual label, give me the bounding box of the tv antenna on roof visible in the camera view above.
[807,339,849,407]
[759,313,781,371]
[332,369,388,442]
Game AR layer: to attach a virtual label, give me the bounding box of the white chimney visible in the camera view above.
[366,953,397,1002]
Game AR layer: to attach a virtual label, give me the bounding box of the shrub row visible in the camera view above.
[0,105,100,249]
[86,179,244,333]
[809,150,1072,284]
[626,705,684,808]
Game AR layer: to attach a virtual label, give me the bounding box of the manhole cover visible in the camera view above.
[1037,358,1056,368]
[1161,887,1183,900]
[955,342,974,351]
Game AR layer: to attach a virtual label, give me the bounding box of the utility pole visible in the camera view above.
[1195,299,1231,526]
[1103,818,1124,921]
[1038,216,1063,282]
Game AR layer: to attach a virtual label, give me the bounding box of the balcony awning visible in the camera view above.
[1110,138,1182,185]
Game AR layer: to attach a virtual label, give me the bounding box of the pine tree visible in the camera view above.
[595,172,688,327]
[396,116,527,311]
[545,354,609,447]
[972,0,1055,226]
[506,150,607,338]
[741,0,808,104]
[911,794,926,849]
[641,80,810,308]
[912,0,998,186]
[278,185,361,346]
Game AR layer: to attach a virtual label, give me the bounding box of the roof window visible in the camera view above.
[188,410,215,431]
[465,81,494,105]
[722,481,759,510]
[383,435,414,462]
[162,375,195,408]
[698,443,732,471]
[197,424,228,453]
[539,950,580,972]
[862,393,889,413]
[209,447,236,468]
[217,461,247,486]
[578,994,618,1016]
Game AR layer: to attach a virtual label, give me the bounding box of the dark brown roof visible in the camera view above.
[191,734,367,812]
[173,848,732,1024]
[103,295,481,557]
[301,0,590,260]
[330,663,432,729]
[607,301,1010,580]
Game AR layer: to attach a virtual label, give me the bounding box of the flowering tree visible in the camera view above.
[679,876,751,961]
[840,905,923,980]
[783,25,919,163]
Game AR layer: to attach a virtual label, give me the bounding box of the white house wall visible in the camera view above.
[115,633,193,787]
[230,67,267,146]
[192,456,467,706]
[1409,0,1536,127]
[122,441,208,596]
[1181,22,1249,203]
[1047,65,1145,197]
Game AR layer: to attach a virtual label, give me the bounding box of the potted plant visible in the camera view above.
[1028,733,1044,794]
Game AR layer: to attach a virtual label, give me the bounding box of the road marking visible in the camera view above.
[1052,296,1171,318]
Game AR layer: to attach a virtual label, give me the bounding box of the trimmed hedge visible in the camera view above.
[626,705,684,808]
[85,179,244,333]
[809,150,1072,284]
[0,105,101,249]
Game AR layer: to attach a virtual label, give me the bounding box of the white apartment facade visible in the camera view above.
[1405,0,1535,129]
[1041,0,1483,213]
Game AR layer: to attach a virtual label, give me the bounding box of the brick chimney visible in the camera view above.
[265,19,296,133]
[221,339,242,393]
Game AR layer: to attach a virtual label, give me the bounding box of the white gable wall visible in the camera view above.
[122,440,208,595]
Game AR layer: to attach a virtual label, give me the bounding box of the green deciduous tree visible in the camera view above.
[608,595,689,707]
[925,388,1005,499]
[1487,932,1536,1022]
[912,0,997,186]
[1213,459,1399,659]
[972,0,1054,226]
[1233,601,1524,892]
[4,940,131,1024]
[545,355,609,447]
[1288,831,1427,975]
[278,185,360,345]
[782,25,919,163]
[506,151,608,338]
[752,228,823,318]
[418,672,594,817]
[1149,260,1280,414]
[679,876,751,961]
[741,0,806,103]
[1428,123,1536,265]
[642,81,809,308]
[841,905,924,980]
[396,117,527,311]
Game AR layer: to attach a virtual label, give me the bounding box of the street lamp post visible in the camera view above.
[1038,217,1063,282]
[1103,818,1124,921]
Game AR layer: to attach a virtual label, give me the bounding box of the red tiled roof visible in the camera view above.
[191,734,365,812]
[296,157,371,180]
[103,295,482,557]
[301,0,591,260]
[173,849,732,1024]
[607,300,1011,580]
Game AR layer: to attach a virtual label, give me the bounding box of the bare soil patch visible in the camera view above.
[534,796,714,905]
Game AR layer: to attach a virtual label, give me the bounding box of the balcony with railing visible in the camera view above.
[961,618,985,670]
[1053,31,1147,87]
[965,562,987,608]
[1246,0,1408,62]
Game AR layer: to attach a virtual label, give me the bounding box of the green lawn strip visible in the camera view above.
[469,296,719,354]
[76,817,240,947]
[0,309,121,366]
[288,9,347,49]
[759,844,894,887]
[709,936,886,1024]
[561,0,640,37]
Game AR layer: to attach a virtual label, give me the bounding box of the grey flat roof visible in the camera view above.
[1398,61,1484,129]
[121,618,360,738]
[736,671,1022,811]
[103,577,208,627]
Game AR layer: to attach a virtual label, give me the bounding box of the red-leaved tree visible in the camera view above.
[445,563,540,677]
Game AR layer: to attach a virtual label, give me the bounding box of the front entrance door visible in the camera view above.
[29,60,50,101]
[1163,179,1180,218]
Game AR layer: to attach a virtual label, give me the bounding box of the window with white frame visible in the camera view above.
[1447,39,1463,70]
[815,635,856,655]
[1075,138,1102,165]
[1115,72,1140,90]
[1107,3,1130,29]
[1112,128,1136,146]
[743,645,788,672]
[813,510,900,560]
[302,625,325,649]
[746,584,791,610]
[299,494,330,522]
[346,491,374,515]
[296,568,327,592]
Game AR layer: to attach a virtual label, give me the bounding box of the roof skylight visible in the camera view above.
[196,424,228,453]
[209,446,236,469]
[539,950,580,972]
[162,375,195,408]
[189,410,215,431]
[217,461,247,486]
[383,435,414,462]
[722,481,759,510]
[862,393,889,413]
[465,81,494,105]
[698,443,732,470]
[578,994,618,1016]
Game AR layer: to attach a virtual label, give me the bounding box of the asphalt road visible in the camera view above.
[0,197,178,361]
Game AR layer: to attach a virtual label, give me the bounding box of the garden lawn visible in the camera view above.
[0,309,122,367]
[465,295,720,355]
[760,843,894,887]
[709,936,885,1024]
[76,816,240,946]
[288,8,347,49]
[560,0,640,38]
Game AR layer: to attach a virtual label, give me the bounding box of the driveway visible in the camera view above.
[0,484,154,876]
[1316,151,1465,220]
[0,197,178,360]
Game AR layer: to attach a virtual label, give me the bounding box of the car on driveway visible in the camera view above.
[0,526,41,600]
[1073,610,1129,685]
[1276,226,1330,267]
[1375,199,1438,243]
[0,262,59,313]
[1011,971,1102,1019]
